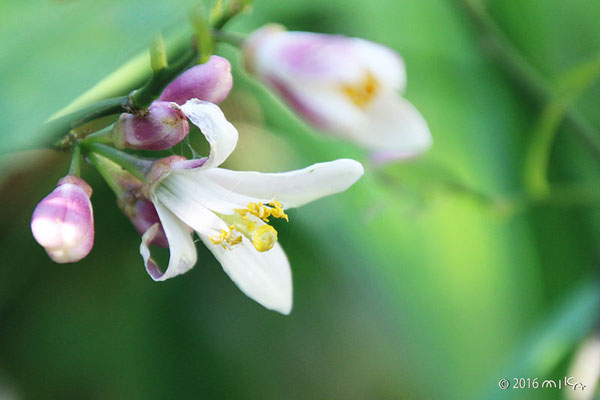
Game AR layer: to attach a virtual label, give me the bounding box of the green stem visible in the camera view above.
[68,145,82,177]
[79,125,115,145]
[211,0,253,30]
[86,151,138,198]
[455,0,600,160]
[524,57,600,198]
[150,33,168,72]
[50,46,196,149]
[50,96,127,150]
[82,143,152,181]
[41,3,252,151]
[213,29,246,47]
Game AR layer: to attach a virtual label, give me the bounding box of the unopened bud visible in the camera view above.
[159,56,233,105]
[31,176,94,263]
[113,101,189,151]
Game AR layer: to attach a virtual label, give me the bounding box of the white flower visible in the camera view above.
[140,99,364,314]
[244,24,433,160]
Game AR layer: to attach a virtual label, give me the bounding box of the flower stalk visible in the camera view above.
[68,145,82,177]
[82,143,152,181]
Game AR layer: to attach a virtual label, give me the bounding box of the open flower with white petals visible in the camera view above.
[139,98,364,314]
[244,24,432,160]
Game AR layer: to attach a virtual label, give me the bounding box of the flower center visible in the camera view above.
[210,201,289,252]
[342,72,379,108]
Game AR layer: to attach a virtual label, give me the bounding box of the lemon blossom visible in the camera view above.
[244,24,432,159]
[139,99,364,314]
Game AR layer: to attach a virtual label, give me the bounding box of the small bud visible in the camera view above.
[113,101,189,151]
[159,55,233,105]
[126,198,168,248]
[31,176,94,263]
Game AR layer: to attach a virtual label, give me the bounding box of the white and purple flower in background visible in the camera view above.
[244,24,432,161]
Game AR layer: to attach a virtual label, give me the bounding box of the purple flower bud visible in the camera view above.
[127,198,168,248]
[159,56,233,105]
[113,101,189,151]
[31,176,94,263]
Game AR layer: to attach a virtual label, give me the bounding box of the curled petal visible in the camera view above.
[201,159,364,209]
[128,198,168,248]
[200,235,292,314]
[178,99,238,169]
[140,202,197,281]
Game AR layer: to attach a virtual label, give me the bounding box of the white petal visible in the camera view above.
[200,235,292,314]
[153,185,228,237]
[140,202,197,281]
[201,159,364,209]
[345,91,432,155]
[163,171,262,214]
[178,99,238,169]
[352,38,406,92]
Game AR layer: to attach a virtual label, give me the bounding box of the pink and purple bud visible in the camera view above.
[159,55,233,105]
[31,176,94,263]
[112,101,189,151]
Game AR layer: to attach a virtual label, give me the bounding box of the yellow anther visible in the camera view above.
[252,225,278,252]
[235,201,289,223]
[342,72,380,108]
[209,227,242,250]
[268,200,289,222]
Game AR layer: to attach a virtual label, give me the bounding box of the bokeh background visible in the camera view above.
[1,0,599,399]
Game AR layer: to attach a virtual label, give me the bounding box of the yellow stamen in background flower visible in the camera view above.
[342,72,380,108]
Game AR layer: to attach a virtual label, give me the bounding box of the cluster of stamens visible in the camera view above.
[342,72,380,108]
[236,200,289,222]
[210,201,289,252]
[210,226,243,248]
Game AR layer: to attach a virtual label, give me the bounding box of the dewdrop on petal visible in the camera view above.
[159,55,233,105]
[112,101,189,151]
[31,175,94,263]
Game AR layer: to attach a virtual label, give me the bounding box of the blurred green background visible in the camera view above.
[1,0,599,399]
